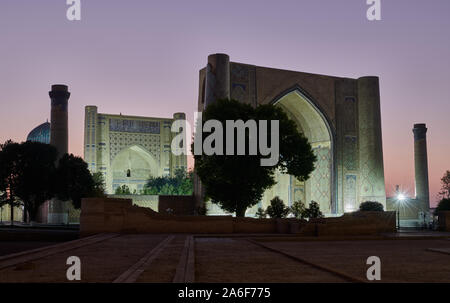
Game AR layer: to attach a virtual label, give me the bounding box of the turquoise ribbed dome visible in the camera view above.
[27,121,50,144]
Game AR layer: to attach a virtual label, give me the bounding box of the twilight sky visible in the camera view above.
[0,0,449,206]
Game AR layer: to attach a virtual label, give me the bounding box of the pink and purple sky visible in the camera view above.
[1,0,449,206]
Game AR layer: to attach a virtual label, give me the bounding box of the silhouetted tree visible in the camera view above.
[194,99,316,217]
[438,170,450,199]
[359,201,384,212]
[91,172,106,198]
[0,141,24,224]
[435,198,450,215]
[304,201,324,219]
[0,141,57,222]
[290,200,307,219]
[255,207,267,219]
[266,196,290,218]
[55,154,97,209]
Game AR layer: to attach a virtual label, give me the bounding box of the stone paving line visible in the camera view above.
[113,235,175,283]
[246,239,365,283]
[173,235,195,283]
[257,238,450,282]
[0,233,119,271]
[426,248,450,256]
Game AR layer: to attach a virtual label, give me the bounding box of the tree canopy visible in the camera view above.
[266,196,290,218]
[0,141,104,222]
[193,99,316,217]
[435,198,450,215]
[359,201,384,212]
[56,153,103,209]
[0,141,57,221]
[143,168,193,195]
[439,170,450,199]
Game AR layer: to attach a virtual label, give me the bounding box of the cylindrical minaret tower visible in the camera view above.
[413,123,430,210]
[84,105,98,172]
[171,112,188,173]
[357,76,386,207]
[204,53,230,108]
[49,84,70,158]
[48,84,70,224]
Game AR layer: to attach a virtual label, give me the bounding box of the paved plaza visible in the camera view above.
[0,231,449,283]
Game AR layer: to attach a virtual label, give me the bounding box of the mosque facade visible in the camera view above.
[84,106,187,194]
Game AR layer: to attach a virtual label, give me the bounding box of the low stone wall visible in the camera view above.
[313,211,396,236]
[108,194,159,211]
[80,198,396,236]
[438,211,450,231]
[158,195,195,215]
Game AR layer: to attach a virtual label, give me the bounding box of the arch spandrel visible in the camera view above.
[254,67,338,130]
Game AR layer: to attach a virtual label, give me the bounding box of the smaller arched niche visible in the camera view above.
[260,89,334,215]
[110,145,159,193]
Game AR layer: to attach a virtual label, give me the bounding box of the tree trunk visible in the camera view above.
[23,205,28,223]
[28,202,38,223]
[9,200,13,226]
[235,205,246,217]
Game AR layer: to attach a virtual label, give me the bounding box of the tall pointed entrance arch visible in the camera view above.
[259,88,336,215]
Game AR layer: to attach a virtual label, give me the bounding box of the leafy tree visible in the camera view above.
[115,184,131,195]
[266,196,290,218]
[55,154,98,209]
[194,99,316,217]
[0,141,21,223]
[91,172,106,198]
[144,168,193,195]
[304,201,324,219]
[438,170,450,199]
[255,207,267,219]
[435,198,450,215]
[290,200,307,219]
[359,201,384,212]
[0,141,57,222]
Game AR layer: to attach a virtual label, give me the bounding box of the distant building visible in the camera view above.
[84,106,187,194]
[26,121,50,144]
[196,53,387,217]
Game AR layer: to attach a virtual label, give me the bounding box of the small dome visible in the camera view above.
[27,121,50,144]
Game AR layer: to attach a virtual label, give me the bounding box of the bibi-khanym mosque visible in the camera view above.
[1,53,429,226]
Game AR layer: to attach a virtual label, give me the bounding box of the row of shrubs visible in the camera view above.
[256,197,385,219]
[256,197,324,219]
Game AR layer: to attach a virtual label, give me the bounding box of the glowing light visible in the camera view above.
[344,204,354,212]
[397,193,406,201]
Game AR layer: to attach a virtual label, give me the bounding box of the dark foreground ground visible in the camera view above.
[0,226,79,256]
[0,228,449,283]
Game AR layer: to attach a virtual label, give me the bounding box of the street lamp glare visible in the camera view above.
[397,193,406,201]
